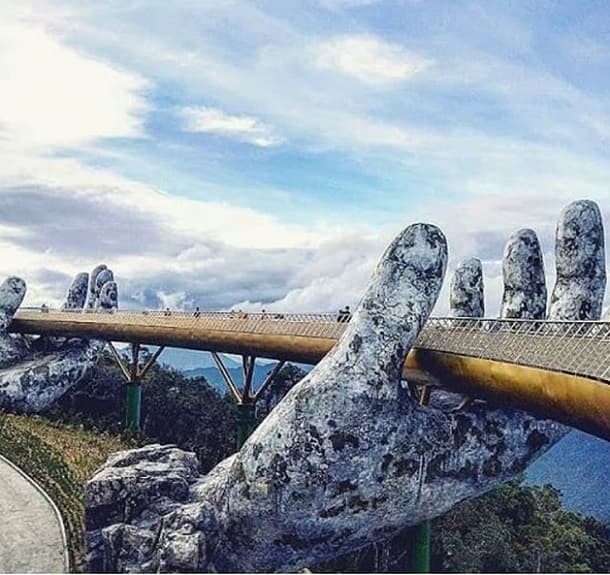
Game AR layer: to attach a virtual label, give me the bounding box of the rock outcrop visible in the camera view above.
[0,266,117,412]
[85,221,571,573]
[450,257,484,317]
[501,229,547,319]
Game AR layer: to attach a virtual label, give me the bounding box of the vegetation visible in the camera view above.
[0,413,128,571]
[432,481,610,573]
[45,350,237,472]
[2,354,608,572]
[317,481,610,573]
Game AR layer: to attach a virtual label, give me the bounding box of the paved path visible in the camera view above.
[0,456,66,573]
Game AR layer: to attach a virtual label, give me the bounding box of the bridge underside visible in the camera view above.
[9,312,610,441]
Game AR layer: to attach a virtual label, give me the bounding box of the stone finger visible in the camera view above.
[549,199,605,320]
[450,257,484,317]
[63,272,89,310]
[501,229,547,319]
[0,277,26,331]
[86,264,107,309]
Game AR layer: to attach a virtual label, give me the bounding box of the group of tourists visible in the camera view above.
[155,306,352,323]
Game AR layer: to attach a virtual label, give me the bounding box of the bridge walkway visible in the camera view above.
[8,310,610,441]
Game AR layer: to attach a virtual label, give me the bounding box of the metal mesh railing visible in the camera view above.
[15,308,348,339]
[14,309,610,383]
[416,318,610,383]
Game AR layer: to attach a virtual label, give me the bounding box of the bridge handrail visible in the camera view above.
[417,317,610,383]
[17,306,610,324]
[14,308,610,382]
[17,307,344,324]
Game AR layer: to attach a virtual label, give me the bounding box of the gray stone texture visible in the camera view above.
[0,277,26,330]
[85,223,566,573]
[63,272,89,310]
[0,278,28,367]
[86,264,107,309]
[501,229,547,319]
[0,270,117,412]
[96,269,114,293]
[450,257,484,317]
[98,281,118,311]
[549,200,606,320]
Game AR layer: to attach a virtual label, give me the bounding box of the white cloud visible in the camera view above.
[180,106,282,147]
[313,34,430,85]
[0,148,334,251]
[0,14,149,149]
[0,148,350,309]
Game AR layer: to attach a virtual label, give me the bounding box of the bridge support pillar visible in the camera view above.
[107,342,165,435]
[211,352,285,449]
[236,403,256,449]
[126,382,142,435]
[406,383,433,573]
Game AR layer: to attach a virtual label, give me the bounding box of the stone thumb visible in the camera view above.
[0,277,26,331]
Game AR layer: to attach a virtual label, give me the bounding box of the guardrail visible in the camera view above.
[418,317,610,383]
[14,308,610,384]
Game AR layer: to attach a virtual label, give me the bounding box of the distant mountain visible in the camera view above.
[183,364,285,394]
[525,430,610,522]
[151,347,241,371]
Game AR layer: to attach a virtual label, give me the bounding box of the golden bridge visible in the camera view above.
[9,308,610,442]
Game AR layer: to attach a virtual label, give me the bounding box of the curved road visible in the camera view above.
[0,456,66,573]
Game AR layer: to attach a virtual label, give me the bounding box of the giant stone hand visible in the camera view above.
[84,200,604,573]
[0,265,117,412]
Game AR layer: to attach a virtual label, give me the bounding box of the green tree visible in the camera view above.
[44,350,236,472]
[431,481,610,573]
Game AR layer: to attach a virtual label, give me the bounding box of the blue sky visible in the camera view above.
[1,1,609,314]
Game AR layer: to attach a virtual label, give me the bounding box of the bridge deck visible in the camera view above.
[7,310,610,441]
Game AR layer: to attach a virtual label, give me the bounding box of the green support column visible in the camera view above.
[108,341,164,436]
[236,402,256,449]
[125,382,142,434]
[410,520,430,573]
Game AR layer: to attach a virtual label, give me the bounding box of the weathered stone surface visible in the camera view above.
[0,343,100,412]
[501,229,547,319]
[450,257,484,317]
[0,269,118,412]
[85,223,566,573]
[549,200,606,320]
[85,445,203,573]
[86,264,108,309]
[98,281,118,311]
[0,277,26,330]
[0,277,28,367]
[63,273,89,310]
[96,269,114,292]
